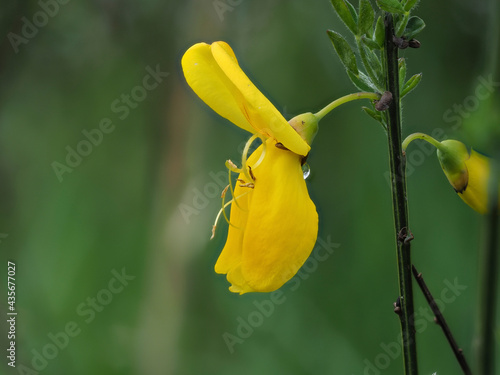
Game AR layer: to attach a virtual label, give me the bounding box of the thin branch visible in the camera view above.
[383,13,418,375]
[412,265,472,375]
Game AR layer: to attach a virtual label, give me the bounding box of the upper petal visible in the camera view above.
[182,41,311,156]
[181,42,255,134]
[211,42,310,156]
[240,138,318,292]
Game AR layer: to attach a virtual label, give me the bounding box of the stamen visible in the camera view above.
[221,185,229,198]
[236,178,254,188]
[210,191,250,240]
[250,137,267,170]
[275,142,289,151]
[227,168,241,209]
[241,133,266,183]
[239,182,255,189]
[248,166,256,181]
[220,184,232,229]
[225,159,241,173]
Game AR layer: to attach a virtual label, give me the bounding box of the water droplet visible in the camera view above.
[302,163,310,180]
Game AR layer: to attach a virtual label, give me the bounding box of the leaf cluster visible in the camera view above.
[328,0,425,127]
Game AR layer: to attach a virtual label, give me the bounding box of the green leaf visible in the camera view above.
[376,0,405,14]
[346,0,359,25]
[404,16,425,39]
[395,12,410,37]
[362,106,384,124]
[327,30,359,75]
[403,0,420,11]
[398,58,406,93]
[347,71,378,92]
[401,73,422,97]
[358,39,384,89]
[361,35,381,50]
[358,0,375,36]
[330,0,358,34]
[373,16,385,47]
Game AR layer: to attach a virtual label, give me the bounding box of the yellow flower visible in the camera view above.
[181,41,319,293]
[437,140,495,214]
[403,133,499,214]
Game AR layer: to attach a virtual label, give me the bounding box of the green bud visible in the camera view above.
[289,113,319,146]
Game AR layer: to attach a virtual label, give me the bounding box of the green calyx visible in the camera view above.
[436,140,470,193]
[289,112,319,146]
[288,92,382,147]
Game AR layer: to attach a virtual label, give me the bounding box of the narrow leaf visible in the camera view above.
[398,58,406,93]
[347,71,378,92]
[361,35,381,50]
[404,16,425,39]
[345,0,359,26]
[376,0,405,14]
[358,0,375,36]
[404,0,420,11]
[373,16,385,47]
[362,106,384,123]
[358,39,384,90]
[395,12,410,37]
[327,30,359,75]
[401,73,422,97]
[330,0,358,34]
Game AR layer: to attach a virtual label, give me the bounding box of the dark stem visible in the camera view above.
[383,13,418,375]
[476,160,499,375]
[412,265,472,375]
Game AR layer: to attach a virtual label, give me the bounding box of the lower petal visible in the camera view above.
[241,139,318,292]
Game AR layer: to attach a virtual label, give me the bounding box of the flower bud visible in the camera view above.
[437,140,495,214]
[403,133,497,214]
[436,140,469,193]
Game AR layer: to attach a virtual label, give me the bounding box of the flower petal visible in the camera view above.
[459,150,490,214]
[182,41,311,156]
[214,144,264,275]
[240,139,318,292]
[211,42,311,156]
[181,42,256,134]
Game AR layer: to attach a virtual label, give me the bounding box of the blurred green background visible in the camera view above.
[1,0,498,374]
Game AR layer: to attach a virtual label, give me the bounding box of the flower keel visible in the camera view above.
[215,139,319,294]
